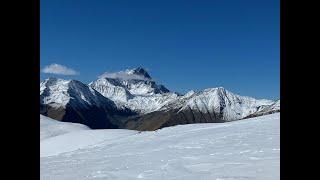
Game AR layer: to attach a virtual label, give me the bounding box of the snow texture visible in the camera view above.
[41,113,280,180]
[40,114,90,141]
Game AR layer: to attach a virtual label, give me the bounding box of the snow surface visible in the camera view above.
[40,114,90,141]
[41,113,280,180]
[41,129,137,157]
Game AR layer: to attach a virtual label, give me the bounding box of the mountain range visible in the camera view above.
[40,67,280,130]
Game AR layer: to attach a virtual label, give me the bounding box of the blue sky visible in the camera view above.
[41,0,279,100]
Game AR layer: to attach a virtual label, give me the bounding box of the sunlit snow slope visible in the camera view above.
[41,113,280,180]
[40,114,90,141]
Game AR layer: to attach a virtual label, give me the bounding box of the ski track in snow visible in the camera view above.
[41,113,280,180]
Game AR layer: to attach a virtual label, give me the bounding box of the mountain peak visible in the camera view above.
[202,87,227,93]
[98,67,152,81]
[125,67,151,80]
[43,77,58,83]
[41,77,70,87]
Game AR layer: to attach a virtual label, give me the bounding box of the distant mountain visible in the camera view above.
[244,100,280,118]
[89,67,176,113]
[124,87,275,130]
[40,78,136,129]
[40,68,280,130]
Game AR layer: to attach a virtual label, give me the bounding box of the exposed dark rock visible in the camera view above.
[124,107,226,131]
[244,109,280,119]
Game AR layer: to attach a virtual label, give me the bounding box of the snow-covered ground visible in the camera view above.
[41,113,280,180]
[40,114,90,141]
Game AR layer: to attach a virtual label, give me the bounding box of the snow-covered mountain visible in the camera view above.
[40,78,116,109]
[41,67,279,130]
[40,77,136,129]
[158,87,273,118]
[245,100,280,118]
[40,67,280,179]
[41,113,280,180]
[179,87,274,120]
[90,68,275,118]
[89,67,174,113]
[124,87,275,130]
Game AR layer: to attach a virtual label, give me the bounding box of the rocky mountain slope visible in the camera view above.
[123,87,275,130]
[40,78,136,129]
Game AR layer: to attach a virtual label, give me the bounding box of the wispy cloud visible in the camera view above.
[42,64,79,75]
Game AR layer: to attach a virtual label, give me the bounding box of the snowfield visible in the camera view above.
[41,113,280,180]
[40,114,90,141]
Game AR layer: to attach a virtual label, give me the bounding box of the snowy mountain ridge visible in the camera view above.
[179,87,274,120]
[40,77,136,129]
[98,67,153,81]
[89,68,276,116]
[40,77,116,109]
[40,67,279,130]
[89,67,173,112]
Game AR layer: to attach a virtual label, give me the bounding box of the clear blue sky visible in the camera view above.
[41,0,279,100]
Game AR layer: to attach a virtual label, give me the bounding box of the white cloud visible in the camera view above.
[42,64,79,75]
[99,70,151,81]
